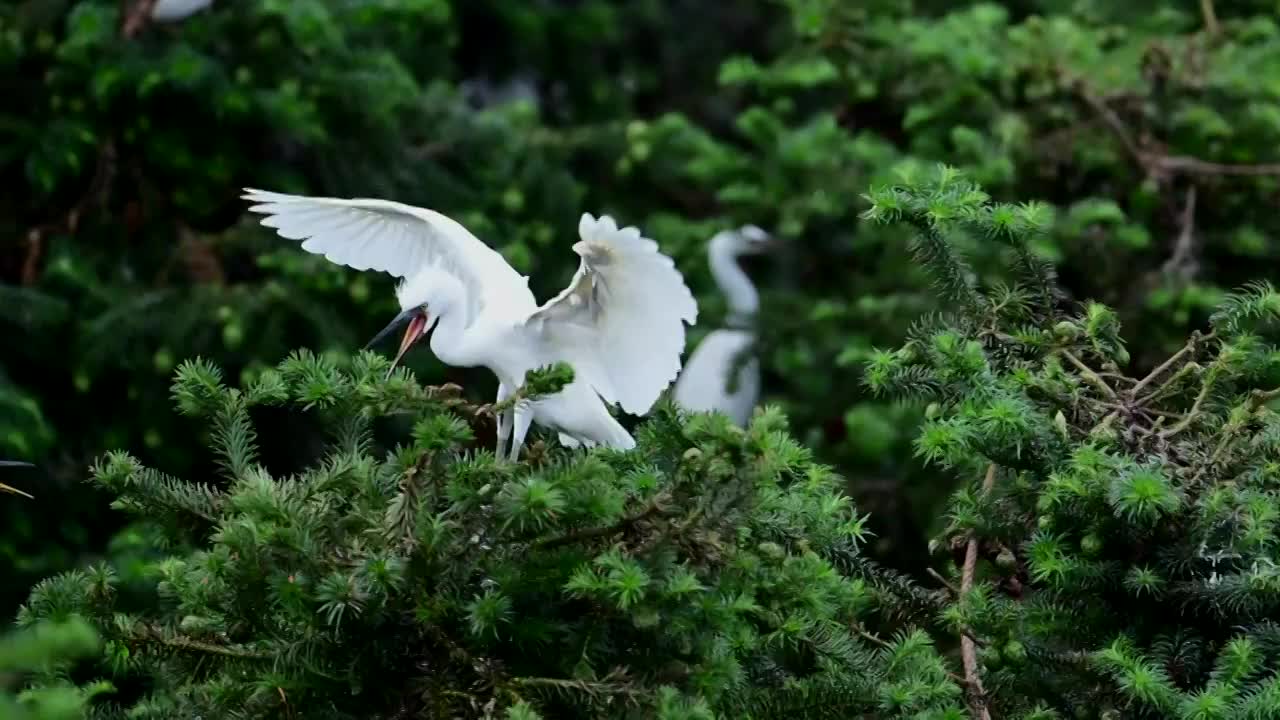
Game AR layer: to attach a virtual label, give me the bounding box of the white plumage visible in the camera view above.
[243,189,697,459]
[150,0,214,23]
[672,226,775,427]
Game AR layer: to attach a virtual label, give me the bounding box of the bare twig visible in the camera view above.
[959,464,998,720]
[1161,185,1199,280]
[926,567,961,595]
[121,0,160,38]
[1200,0,1220,36]
[133,625,272,660]
[21,142,118,285]
[1067,75,1280,182]
[1159,367,1217,438]
[1061,350,1118,399]
[1132,330,1214,398]
[1157,155,1280,177]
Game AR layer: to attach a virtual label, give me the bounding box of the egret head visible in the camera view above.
[711,225,777,257]
[366,272,449,378]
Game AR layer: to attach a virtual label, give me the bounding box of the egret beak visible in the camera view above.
[384,311,430,379]
[365,308,416,350]
[0,461,35,499]
[755,234,781,251]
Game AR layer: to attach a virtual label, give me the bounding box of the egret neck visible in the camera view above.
[709,232,759,326]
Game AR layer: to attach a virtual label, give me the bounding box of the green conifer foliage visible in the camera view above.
[864,166,1280,718]
[1,618,108,720]
[15,351,965,718]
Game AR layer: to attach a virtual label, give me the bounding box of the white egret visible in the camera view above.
[243,189,698,460]
[672,226,776,427]
[150,0,214,23]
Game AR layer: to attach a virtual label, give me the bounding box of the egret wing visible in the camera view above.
[527,214,698,415]
[243,189,531,323]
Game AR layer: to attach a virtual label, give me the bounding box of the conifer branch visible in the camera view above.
[132,625,272,660]
[960,464,997,720]
[509,673,643,700]
[531,492,672,550]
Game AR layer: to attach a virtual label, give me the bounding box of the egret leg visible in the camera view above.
[508,402,533,462]
[494,383,513,459]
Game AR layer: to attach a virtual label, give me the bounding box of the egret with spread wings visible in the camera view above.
[243,189,698,460]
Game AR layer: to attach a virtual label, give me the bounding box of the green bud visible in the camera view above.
[216,305,233,322]
[222,323,244,349]
[757,541,785,561]
[682,448,703,463]
[632,607,661,629]
[1037,515,1053,530]
[925,402,942,420]
[996,548,1017,570]
[1053,321,1080,341]
[1113,346,1130,366]
[1053,410,1069,438]
[153,348,174,373]
[1003,640,1026,662]
[1080,533,1103,556]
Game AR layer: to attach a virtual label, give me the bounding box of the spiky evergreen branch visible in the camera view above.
[863,167,1280,718]
[15,350,962,719]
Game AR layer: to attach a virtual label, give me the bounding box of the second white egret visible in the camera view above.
[673,226,776,427]
[243,189,698,460]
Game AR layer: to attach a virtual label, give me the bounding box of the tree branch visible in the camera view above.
[1200,0,1220,36]
[1131,330,1214,398]
[1061,350,1118,399]
[531,493,671,550]
[1160,185,1199,280]
[121,0,160,38]
[960,464,997,720]
[1066,75,1280,182]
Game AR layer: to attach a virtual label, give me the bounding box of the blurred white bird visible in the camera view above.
[150,0,214,23]
[243,189,697,460]
[673,226,776,427]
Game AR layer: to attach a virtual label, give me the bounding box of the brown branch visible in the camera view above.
[1157,155,1280,178]
[1160,185,1199,280]
[959,464,998,720]
[1200,0,1220,36]
[926,567,961,595]
[121,0,160,38]
[21,141,118,285]
[1067,75,1280,182]
[1158,362,1221,438]
[132,624,272,659]
[532,493,671,550]
[21,0,157,284]
[1061,350,1118,399]
[1132,330,1214,398]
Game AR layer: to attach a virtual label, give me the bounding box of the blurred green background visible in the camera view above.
[4,0,1280,616]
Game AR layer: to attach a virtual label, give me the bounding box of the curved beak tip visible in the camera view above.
[385,311,429,379]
